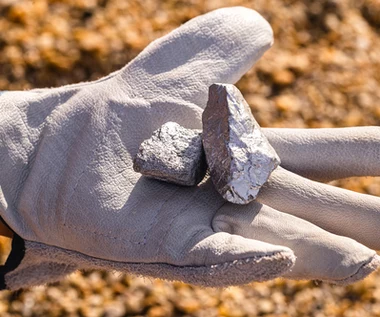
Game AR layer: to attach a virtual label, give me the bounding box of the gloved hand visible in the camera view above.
[214,127,380,283]
[0,7,294,290]
[0,6,379,291]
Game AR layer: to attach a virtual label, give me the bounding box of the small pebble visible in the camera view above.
[133,122,206,186]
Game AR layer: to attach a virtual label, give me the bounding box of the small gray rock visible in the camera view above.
[133,122,207,186]
[202,83,280,204]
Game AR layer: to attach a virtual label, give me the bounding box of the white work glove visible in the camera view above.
[0,6,379,290]
[0,7,294,290]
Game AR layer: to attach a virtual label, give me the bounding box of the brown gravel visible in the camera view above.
[1,0,380,316]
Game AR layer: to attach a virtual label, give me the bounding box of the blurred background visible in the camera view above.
[1,0,380,316]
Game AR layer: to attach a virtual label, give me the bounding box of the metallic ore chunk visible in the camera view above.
[202,83,280,204]
[133,122,207,186]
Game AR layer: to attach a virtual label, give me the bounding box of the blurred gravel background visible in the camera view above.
[1,0,380,316]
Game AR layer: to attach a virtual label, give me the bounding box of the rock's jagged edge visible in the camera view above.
[202,83,280,204]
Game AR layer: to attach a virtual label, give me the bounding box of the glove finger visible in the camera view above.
[119,7,273,110]
[176,230,295,286]
[263,127,380,182]
[143,178,294,286]
[258,167,380,250]
[213,202,380,284]
[6,237,294,290]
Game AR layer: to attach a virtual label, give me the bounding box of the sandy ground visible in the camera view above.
[1,0,380,316]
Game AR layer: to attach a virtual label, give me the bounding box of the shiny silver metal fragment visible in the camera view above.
[202,83,280,204]
[133,122,207,186]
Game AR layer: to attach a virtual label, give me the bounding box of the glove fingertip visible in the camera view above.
[329,254,380,286]
[199,249,296,287]
[128,249,296,287]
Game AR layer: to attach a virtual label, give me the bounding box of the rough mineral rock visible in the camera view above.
[202,84,280,204]
[133,122,207,186]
